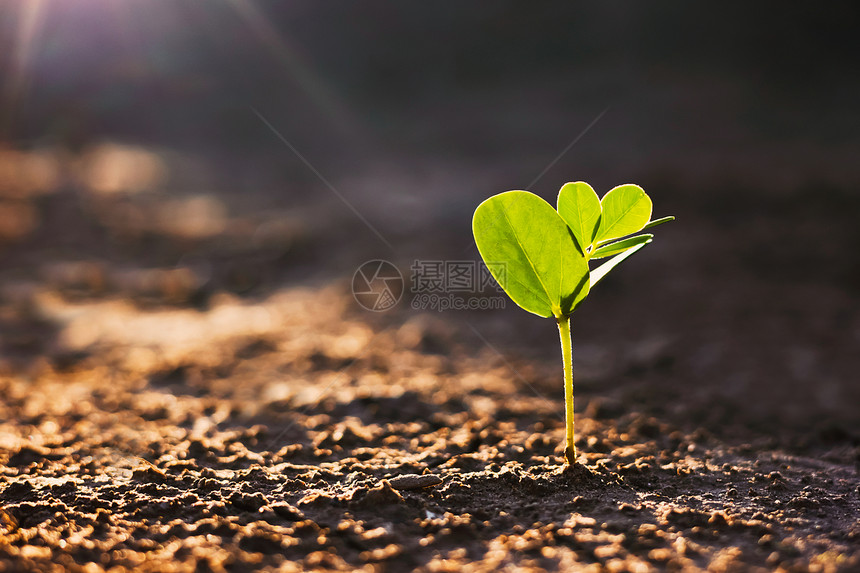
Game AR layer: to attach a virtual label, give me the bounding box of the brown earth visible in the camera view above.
[0,148,859,572]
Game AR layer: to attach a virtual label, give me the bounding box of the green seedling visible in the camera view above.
[472,181,673,465]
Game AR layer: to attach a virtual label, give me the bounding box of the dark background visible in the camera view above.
[1,1,859,442]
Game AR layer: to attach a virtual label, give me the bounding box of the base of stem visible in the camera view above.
[564,445,576,466]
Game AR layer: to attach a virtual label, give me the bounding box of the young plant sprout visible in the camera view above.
[472,181,673,465]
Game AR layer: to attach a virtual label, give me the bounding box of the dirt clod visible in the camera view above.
[388,474,443,490]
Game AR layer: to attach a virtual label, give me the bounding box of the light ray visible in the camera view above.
[225,0,360,139]
[252,107,393,251]
[2,0,48,137]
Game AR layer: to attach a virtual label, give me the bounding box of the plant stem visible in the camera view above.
[557,315,575,465]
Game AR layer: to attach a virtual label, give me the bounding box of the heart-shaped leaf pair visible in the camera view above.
[473,182,673,319]
[557,181,655,258]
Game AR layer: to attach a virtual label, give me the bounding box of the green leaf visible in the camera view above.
[594,184,652,245]
[590,233,653,259]
[589,240,650,287]
[556,181,601,253]
[643,215,675,230]
[473,190,590,318]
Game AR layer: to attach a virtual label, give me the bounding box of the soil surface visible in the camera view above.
[0,168,859,572]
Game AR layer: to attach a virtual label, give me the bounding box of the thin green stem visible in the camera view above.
[557,315,575,465]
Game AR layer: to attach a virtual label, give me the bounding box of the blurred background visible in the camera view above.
[1,1,858,444]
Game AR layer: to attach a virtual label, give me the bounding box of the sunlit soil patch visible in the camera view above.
[0,285,857,571]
